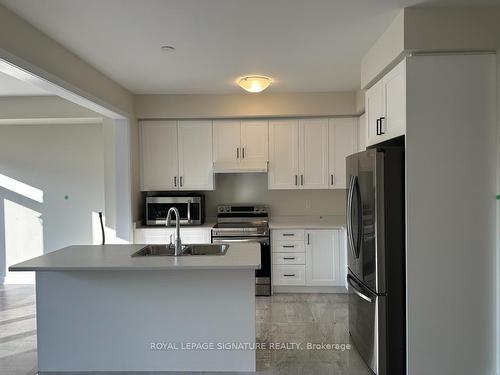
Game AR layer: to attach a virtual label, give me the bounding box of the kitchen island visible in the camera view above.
[10,243,260,373]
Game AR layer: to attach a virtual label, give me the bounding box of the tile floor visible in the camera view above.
[0,285,371,375]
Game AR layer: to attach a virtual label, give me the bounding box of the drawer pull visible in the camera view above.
[282,245,295,248]
[282,233,295,237]
[283,274,296,277]
[283,257,296,260]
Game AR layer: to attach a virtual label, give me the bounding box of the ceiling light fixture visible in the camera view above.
[161,45,175,52]
[237,75,272,93]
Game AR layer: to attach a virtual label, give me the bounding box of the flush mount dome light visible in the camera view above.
[237,75,272,93]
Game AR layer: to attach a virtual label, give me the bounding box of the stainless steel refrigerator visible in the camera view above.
[346,145,405,375]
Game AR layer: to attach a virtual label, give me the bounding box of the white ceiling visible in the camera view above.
[1,0,499,94]
[0,71,51,96]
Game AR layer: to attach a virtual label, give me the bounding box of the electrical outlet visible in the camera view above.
[305,199,312,209]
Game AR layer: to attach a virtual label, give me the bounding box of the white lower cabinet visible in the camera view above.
[272,252,306,265]
[134,227,212,245]
[305,230,340,286]
[273,265,306,286]
[272,228,345,289]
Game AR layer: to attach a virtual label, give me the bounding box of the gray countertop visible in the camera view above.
[9,243,261,272]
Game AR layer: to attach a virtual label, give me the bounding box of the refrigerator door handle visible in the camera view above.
[346,176,355,256]
[352,176,362,259]
[347,275,373,303]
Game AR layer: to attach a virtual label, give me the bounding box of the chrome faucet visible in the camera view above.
[166,207,182,256]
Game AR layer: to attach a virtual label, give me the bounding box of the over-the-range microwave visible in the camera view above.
[145,194,204,226]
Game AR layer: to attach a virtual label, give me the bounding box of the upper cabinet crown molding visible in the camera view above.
[140,120,214,191]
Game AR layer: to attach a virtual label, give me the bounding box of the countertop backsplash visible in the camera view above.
[203,174,346,217]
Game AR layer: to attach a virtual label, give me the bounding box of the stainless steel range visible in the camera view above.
[211,204,271,296]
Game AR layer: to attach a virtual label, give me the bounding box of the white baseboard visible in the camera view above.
[272,285,347,294]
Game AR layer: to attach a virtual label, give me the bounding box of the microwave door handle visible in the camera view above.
[347,275,373,303]
[187,200,192,223]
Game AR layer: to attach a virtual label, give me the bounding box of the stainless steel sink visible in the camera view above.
[183,244,229,256]
[131,244,229,257]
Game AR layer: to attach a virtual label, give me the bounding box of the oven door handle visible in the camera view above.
[212,238,270,245]
[347,275,373,303]
[187,200,192,224]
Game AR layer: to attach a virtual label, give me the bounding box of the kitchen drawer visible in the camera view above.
[273,252,305,265]
[272,241,305,253]
[273,265,306,286]
[272,229,304,241]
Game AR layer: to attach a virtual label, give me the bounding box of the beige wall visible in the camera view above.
[361,6,500,89]
[0,122,105,283]
[135,91,358,119]
[204,174,346,218]
[355,90,365,114]
[0,4,133,116]
[361,10,405,89]
[129,118,141,221]
[404,7,500,51]
[0,96,100,119]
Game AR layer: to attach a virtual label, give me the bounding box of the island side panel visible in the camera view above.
[36,270,256,372]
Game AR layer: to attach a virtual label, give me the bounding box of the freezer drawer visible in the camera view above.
[348,273,386,375]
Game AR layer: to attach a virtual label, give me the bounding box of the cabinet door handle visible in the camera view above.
[236,147,239,159]
[331,174,334,185]
[379,117,385,134]
[307,233,310,245]
[180,176,183,187]
[376,118,380,135]
[284,274,296,277]
[295,175,298,186]
[282,233,295,237]
[242,147,245,159]
[301,175,304,186]
[283,257,296,260]
[174,176,177,187]
[283,245,295,248]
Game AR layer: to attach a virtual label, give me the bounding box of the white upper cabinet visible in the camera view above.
[366,59,406,146]
[305,230,340,286]
[213,120,241,163]
[178,120,214,190]
[299,119,329,189]
[140,121,178,191]
[269,118,356,190]
[140,120,214,191]
[328,118,358,189]
[240,120,268,163]
[268,119,299,189]
[366,79,385,146]
[382,60,406,139]
[213,119,268,170]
